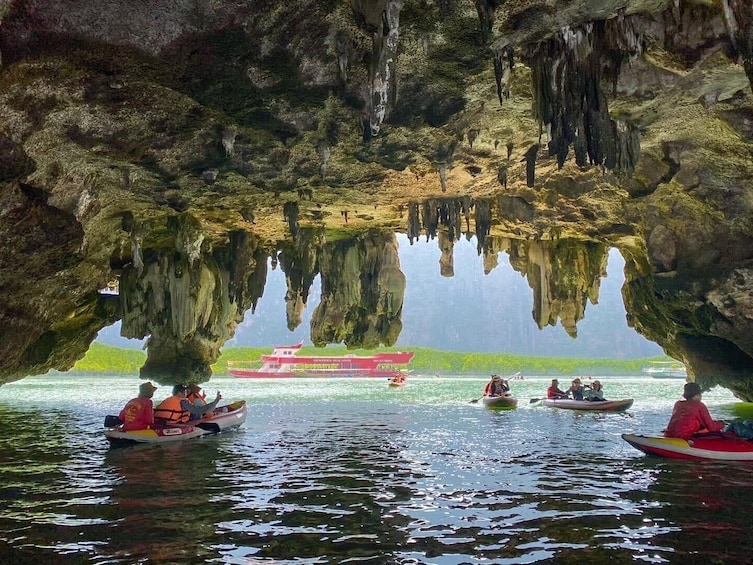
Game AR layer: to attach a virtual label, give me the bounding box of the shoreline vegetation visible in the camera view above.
[69,343,673,377]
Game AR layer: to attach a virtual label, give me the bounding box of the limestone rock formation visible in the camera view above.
[1,1,753,398]
[311,232,407,349]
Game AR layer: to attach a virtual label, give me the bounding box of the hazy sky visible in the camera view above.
[98,234,661,358]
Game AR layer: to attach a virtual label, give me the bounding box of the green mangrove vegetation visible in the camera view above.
[70,343,671,377]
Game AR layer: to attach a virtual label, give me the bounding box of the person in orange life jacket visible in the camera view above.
[154,385,191,424]
[186,383,223,420]
[484,375,509,397]
[664,382,725,440]
[118,381,158,431]
[547,379,568,399]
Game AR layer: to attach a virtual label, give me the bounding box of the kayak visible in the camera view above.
[104,400,248,446]
[622,433,753,461]
[388,378,407,388]
[482,395,518,410]
[541,398,633,412]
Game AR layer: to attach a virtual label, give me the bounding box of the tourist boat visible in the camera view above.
[541,398,634,412]
[622,433,753,461]
[229,343,414,379]
[641,361,687,379]
[482,395,518,410]
[104,400,248,446]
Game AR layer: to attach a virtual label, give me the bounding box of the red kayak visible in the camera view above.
[622,433,753,461]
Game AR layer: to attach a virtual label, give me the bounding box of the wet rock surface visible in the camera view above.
[1,1,753,398]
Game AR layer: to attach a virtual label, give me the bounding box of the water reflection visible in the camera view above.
[1,377,751,563]
[103,441,226,563]
[215,407,415,561]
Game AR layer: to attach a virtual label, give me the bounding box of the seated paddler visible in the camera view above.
[484,375,510,397]
[155,384,223,425]
[118,381,158,431]
[186,383,223,420]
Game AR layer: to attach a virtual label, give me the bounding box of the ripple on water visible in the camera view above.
[0,375,752,563]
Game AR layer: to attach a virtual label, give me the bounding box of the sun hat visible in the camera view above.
[683,382,702,400]
[138,382,158,395]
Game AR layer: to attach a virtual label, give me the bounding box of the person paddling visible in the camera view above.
[664,382,725,440]
[547,379,568,399]
[484,375,510,397]
[118,381,158,431]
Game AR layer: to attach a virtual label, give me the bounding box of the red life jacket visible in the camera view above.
[154,395,189,424]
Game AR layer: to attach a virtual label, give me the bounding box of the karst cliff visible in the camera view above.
[2,0,753,398]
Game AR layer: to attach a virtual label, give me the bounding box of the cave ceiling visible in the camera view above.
[2,0,753,398]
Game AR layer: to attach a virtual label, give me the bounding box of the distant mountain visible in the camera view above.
[97,235,662,359]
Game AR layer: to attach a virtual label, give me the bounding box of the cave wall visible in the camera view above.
[1,1,753,398]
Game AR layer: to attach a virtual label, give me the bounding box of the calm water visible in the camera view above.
[0,374,750,564]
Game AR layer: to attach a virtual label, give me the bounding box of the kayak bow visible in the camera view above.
[622,433,753,461]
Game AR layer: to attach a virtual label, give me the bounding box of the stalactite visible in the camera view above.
[407,202,421,243]
[278,228,323,332]
[523,20,642,174]
[522,144,539,187]
[311,232,406,348]
[283,200,299,240]
[474,0,505,44]
[493,44,514,105]
[421,198,440,240]
[438,230,454,277]
[368,0,404,137]
[437,162,448,192]
[722,0,753,92]
[474,198,493,254]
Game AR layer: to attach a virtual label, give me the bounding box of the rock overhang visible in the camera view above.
[1,0,753,397]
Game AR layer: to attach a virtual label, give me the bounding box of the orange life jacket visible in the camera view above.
[187,391,207,406]
[186,390,215,419]
[154,395,189,424]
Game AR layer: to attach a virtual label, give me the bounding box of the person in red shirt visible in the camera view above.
[664,382,725,440]
[547,379,568,399]
[118,382,158,431]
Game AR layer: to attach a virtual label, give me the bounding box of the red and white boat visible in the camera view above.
[622,433,753,461]
[229,343,415,379]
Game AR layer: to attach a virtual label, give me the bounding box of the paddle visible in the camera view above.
[529,398,541,404]
[469,396,485,404]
